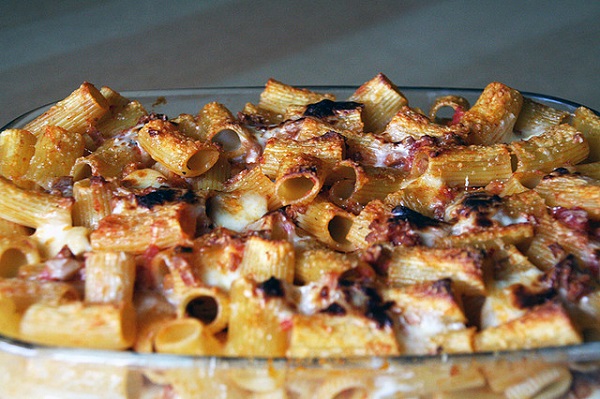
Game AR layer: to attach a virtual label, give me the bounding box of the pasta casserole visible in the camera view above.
[0,74,599,398]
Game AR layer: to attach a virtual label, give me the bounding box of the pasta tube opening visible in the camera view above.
[184,295,219,326]
[211,129,242,152]
[276,175,317,203]
[330,179,355,202]
[71,162,93,182]
[156,319,199,347]
[0,248,28,278]
[186,149,220,176]
[328,215,353,247]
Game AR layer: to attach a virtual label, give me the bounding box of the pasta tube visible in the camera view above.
[225,277,290,357]
[291,197,357,252]
[239,235,295,283]
[84,251,136,304]
[20,301,136,350]
[154,318,222,355]
[137,119,220,177]
[460,81,523,144]
[25,125,85,190]
[274,154,328,206]
[0,177,73,228]
[0,128,36,182]
[386,246,486,296]
[572,106,600,162]
[23,81,109,137]
[258,78,334,119]
[349,72,408,133]
[510,123,589,173]
[288,313,400,358]
[0,236,40,278]
[91,202,196,254]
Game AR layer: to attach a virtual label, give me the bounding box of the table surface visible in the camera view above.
[1,0,599,128]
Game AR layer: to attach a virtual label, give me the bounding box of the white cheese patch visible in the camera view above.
[32,223,91,257]
[209,192,268,232]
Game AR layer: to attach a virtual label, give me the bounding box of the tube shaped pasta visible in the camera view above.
[288,312,400,358]
[0,236,40,278]
[25,125,85,190]
[154,318,222,355]
[239,235,295,283]
[295,248,361,284]
[386,246,486,296]
[176,286,230,334]
[23,82,109,137]
[20,301,137,350]
[510,124,589,173]
[0,128,36,182]
[91,202,196,254]
[474,302,582,351]
[0,278,79,313]
[260,132,345,179]
[575,161,600,180]
[225,277,289,357]
[572,106,600,163]
[72,177,113,229]
[275,154,328,206]
[460,81,523,145]
[224,165,281,211]
[414,144,513,187]
[514,98,569,137]
[327,160,406,209]
[0,217,31,237]
[71,134,146,181]
[137,119,220,177]
[0,296,21,339]
[0,177,73,228]
[84,251,136,304]
[197,101,259,159]
[349,72,408,134]
[534,173,600,220]
[384,105,466,143]
[525,213,600,273]
[96,100,147,139]
[258,78,335,119]
[291,197,357,252]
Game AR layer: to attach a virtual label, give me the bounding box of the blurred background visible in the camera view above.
[1,0,598,127]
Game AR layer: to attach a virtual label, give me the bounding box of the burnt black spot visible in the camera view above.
[136,188,197,209]
[475,216,493,228]
[174,246,194,254]
[461,192,501,211]
[320,302,347,316]
[365,300,394,329]
[338,265,374,287]
[391,205,440,228]
[512,284,556,309]
[303,99,363,119]
[257,276,285,298]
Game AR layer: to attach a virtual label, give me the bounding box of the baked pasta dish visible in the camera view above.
[0,74,599,398]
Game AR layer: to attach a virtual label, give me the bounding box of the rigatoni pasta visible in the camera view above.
[0,75,599,399]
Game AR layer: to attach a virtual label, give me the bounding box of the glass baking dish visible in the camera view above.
[0,87,599,399]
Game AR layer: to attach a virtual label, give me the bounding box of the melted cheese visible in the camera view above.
[209,192,268,232]
[33,223,91,257]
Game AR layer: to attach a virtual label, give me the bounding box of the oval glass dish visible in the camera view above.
[0,86,599,399]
